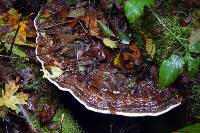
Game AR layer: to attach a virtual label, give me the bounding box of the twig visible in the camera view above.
[58,113,65,133]
[8,25,20,55]
[0,39,4,46]
[78,20,96,44]
[0,45,65,60]
[0,54,22,59]
[18,105,38,133]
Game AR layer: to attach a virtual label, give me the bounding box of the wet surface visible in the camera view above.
[34,0,182,116]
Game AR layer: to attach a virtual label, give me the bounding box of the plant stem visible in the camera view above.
[151,9,187,49]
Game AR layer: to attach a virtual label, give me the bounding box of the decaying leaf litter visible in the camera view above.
[0,0,200,132]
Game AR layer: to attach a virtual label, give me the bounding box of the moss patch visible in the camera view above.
[52,108,84,133]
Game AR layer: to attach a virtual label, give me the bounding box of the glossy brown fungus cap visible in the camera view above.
[34,0,182,117]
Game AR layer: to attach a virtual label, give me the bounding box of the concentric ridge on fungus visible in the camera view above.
[34,0,182,117]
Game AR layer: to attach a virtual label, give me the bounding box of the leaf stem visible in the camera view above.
[151,9,187,49]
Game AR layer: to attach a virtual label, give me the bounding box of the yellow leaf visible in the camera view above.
[0,15,5,24]
[15,37,36,48]
[2,30,35,48]
[6,8,21,29]
[145,36,155,59]
[0,80,28,113]
[8,8,20,17]
[39,11,51,24]
[114,53,120,65]
[18,21,28,42]
[103,38,117,49]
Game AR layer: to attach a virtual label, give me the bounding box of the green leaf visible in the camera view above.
[159,55,185,87]
[12,45,28,58]
[185,53,200,78]
[4,43,28,58]
[42,66,64,79]
[124,0,155,23]
[103,38,117,49]
[115,0,124,6]
[96,20,115,37]
[175,122,200,133]
[188,59,200,78]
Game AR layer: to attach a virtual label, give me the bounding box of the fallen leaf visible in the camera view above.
[145,35,155,59]
[0,24,10,36]
[113,53,121,65]
[26,20,37,38]
[121,43,143,69]
[68,7,85,18]
[59,33,81,44]
[97,19,115,37]
[12,45,28,58]
[42,66,64,79]
[0,80,28,113]
[80,16,100,37]
[39,11,51,24]
[2,30,35,47]
[103,38,117,49]
[18,21,28,42]
[126,43,142,62]
[3,43,28,58]
[0,15,5,24]
[4,8,21,30]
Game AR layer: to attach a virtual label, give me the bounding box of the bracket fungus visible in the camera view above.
[34,0,182,117]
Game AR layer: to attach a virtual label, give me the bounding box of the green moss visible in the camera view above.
[29,113,53,132]
[30,114,41,129]
[37,96,50,108]
[14,60,35,72]
[29,96,84,133]
[191,84,200,113]
[153,15,193,64]
[52,108,84,133]
[129,0,200,64]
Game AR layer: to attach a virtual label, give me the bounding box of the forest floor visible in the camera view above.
[0,0,200,133]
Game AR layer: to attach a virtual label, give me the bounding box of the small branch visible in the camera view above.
[18,105,38,133]
[0,39,4,46]
[59,113,64,133]
[8,25,20,55]
[0,54,22,59]
[78,20,96,44]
